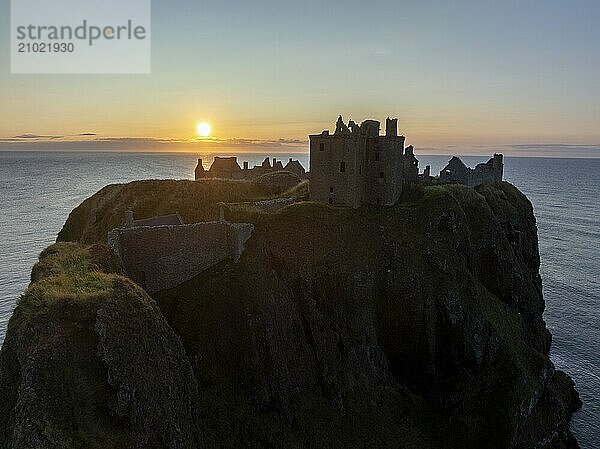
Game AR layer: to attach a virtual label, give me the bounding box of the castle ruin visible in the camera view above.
[108,211,253,294]
[195,156,307,181]
[439,154,504,187]
[107,116,505,295]
[309,116,421,208]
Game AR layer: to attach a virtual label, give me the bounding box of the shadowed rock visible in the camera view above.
[0,243,202,449]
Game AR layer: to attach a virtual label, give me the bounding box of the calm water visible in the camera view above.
[0,151,598,447]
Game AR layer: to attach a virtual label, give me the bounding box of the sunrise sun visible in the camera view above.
[196,122,211,137]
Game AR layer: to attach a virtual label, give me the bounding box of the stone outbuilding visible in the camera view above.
[283,159,306,178]
[109,210,253,294]
[195,156,307,181]
[439,154,504,187]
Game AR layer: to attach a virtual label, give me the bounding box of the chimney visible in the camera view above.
[243,161,249,170]
[493,154,504,181]
[273,158,277,166]
[194,158,205,180]
[289,158,293,163]
[125,210,134,228]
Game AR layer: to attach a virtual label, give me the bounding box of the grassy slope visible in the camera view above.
[58,179,272,244]
[0,243,201,449]
[0,243,133,448]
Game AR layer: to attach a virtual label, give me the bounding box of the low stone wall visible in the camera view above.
[108,221,254,294]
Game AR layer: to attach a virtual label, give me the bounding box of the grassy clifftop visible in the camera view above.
[0,180,581,449]
[58,179,273,244]
[0,243,201,448]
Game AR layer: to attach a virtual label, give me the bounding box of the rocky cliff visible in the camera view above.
[0,243,201,449]
[0,180,581,448]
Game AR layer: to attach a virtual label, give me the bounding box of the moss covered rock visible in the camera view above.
[0,243,202,449]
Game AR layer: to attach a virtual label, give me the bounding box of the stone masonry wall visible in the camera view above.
[108,221,254,294]
[309,132,405,208]
[310,134,367,208]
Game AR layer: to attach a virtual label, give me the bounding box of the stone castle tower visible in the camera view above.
[309,115,418,208]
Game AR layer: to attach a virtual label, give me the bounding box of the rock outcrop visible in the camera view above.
[0,180,581,448]
[0,243,201,449]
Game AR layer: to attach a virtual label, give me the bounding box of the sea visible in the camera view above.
[0,151,598,447]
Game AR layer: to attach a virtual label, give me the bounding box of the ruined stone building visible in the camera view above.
[309,116,421,208]
[195,156,306,181]
[108,211,253,294]
[439,154,504,187]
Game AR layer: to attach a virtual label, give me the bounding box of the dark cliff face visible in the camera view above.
[0,180,581,449]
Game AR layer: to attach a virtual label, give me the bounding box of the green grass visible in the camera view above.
[5,241,202,448]
[281,179,310,199]
[3,242,137,448]
[16,243,123,324]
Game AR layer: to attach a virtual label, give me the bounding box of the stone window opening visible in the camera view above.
[379,172,384,179]
[359,164,362,174]
[330,187,334,193]
[340,161,346,173]
[375,153,380,161]
[319,143,325,151]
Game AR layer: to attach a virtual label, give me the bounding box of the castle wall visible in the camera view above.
[196,157,307,181]
[310,132,405,208]
[439,154,503,187]
[108,221,254,294]
[469,163,503,186]
[309,134,367,208]
[364,136,405,206]
[308,117,418,208]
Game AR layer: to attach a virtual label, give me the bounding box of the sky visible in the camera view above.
[1,0,600,156]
